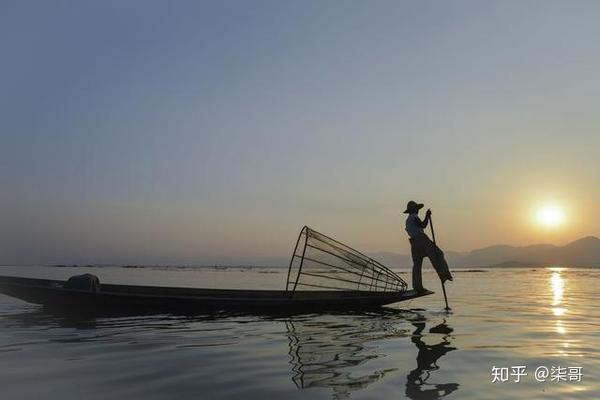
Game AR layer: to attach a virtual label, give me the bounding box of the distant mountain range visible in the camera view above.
[50,235,598,269]
[205,236,600,268]
[370,236,600,268]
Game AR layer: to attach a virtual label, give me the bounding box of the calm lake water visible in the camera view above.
[0,266,598,399]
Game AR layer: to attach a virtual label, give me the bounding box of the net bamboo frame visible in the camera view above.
[285,226,408,293]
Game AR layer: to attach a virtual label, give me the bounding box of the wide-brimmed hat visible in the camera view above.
[403,200,424,214]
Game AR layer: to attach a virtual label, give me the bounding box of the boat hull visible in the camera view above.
[0,275,433,312]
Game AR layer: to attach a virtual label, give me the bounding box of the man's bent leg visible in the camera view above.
[424,239,453,282]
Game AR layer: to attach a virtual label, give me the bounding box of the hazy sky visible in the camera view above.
[2,1,599,265]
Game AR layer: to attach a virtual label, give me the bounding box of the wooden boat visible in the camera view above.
[0,275,432,311]
[0,227,433,311]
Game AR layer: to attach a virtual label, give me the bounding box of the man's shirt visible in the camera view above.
[405,213,425,238]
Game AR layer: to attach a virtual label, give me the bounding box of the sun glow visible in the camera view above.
[536,204,566,228]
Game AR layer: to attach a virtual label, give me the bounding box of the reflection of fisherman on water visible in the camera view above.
[405,320,459,400]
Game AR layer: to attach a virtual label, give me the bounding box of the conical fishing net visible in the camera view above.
[286,227,407,292]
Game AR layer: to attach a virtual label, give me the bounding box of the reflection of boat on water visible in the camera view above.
[0,227,432,311]
[284,311,459,400]
[2,305,459,399]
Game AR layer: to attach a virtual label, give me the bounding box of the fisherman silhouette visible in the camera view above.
[405,320,459,399]
[404,201,453,292]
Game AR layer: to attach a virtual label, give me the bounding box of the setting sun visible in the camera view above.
[536,204,566,228]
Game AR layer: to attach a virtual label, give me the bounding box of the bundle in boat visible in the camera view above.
[286,226,407,293]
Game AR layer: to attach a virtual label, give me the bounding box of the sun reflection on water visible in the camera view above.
[550,270,564,307]
[555,320,566,335]
[550,270,567,338]
[547,268,581,359]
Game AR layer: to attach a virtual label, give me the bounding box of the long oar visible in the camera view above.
[429,214,450,311]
